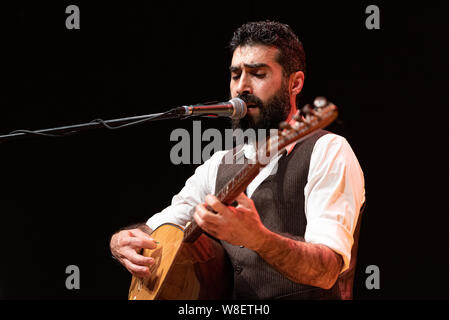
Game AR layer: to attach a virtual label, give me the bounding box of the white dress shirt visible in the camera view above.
[146,133,365,272]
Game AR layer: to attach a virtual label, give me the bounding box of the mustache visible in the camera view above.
[237,93,264,108]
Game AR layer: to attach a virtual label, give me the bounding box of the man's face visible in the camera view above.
[229,44,291,130]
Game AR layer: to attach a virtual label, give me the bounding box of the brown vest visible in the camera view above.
[215,130,363,299]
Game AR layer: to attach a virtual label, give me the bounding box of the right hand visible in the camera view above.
[110,228,157,278]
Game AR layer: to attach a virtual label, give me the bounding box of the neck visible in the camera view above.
[286,104,298,124]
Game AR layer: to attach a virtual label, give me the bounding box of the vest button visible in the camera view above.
[234,265,243,274]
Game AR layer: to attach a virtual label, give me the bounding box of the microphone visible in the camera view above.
[174,98,247,119]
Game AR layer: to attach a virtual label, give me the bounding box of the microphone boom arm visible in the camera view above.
[0,109,185,143]
[0,98,246,143]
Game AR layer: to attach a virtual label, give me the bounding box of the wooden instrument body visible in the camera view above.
[128,223,232,300]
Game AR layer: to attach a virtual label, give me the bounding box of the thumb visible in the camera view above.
[235,192,254,209]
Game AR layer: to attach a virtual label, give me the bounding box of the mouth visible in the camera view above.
[246,104,259,117]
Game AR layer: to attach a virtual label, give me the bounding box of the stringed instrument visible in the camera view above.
[128,97,338,300]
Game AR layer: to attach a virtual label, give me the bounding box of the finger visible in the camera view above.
[130,228,154,240]
[235,192,254,209]
[193,210,207,231]
[196,203,222,225]
[126,236,157,250]
[205,194,229,214]
[234,206,253,215]
[194,210,218,236]
[125,248,155,266]
[122,258,150,278]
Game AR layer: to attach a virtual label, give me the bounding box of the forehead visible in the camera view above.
[231,44,280,68]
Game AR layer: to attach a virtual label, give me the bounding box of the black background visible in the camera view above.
[1,1,448,300]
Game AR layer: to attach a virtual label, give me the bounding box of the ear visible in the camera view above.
[289,71,305,96]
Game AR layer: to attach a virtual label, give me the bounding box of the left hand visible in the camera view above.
[193,192,269,250]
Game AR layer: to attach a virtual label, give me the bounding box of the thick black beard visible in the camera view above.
[231,80,291,132]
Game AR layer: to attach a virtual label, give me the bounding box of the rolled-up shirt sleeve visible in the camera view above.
[146,150,227,231]
[304,134,365,273]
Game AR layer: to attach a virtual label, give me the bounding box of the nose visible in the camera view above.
[235,72,253,96]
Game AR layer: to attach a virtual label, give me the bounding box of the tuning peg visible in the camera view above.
[302,102,322,121]
[279,121,292,130]
[313,96,328,109]
[301,104,313,115]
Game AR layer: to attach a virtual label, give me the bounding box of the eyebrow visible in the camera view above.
[229,63,270,72]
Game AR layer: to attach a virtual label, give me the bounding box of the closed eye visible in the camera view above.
[231,73,265,80]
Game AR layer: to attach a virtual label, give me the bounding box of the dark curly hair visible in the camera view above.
[229,20,306,77]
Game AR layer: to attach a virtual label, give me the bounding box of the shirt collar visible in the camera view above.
[242,139,298,160]
[242,118,302,159]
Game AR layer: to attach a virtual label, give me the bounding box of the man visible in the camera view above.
[110,21,365,299]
